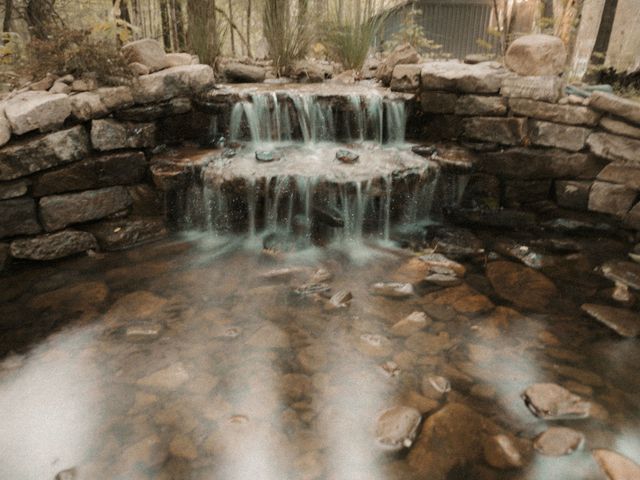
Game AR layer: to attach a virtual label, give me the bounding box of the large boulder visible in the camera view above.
[10,230,98,261]
[0,126,90,181]
[0,197,41,239]
[39,186,133,231]
[505,34,567,76]
[121,39,169,73]
[91,119,157,151]
[223,62,267,83]
[134,65,215,103]
[4,91,71,135]
[377,43,420,86]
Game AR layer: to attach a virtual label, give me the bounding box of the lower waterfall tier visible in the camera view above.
[154,144,442,245]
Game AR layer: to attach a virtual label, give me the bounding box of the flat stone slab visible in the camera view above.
[39,186,133,232]
[421,61,510,94]
[0,197,41,239]
[4,91,71,135]
[501,76,563,103]
[33,151,147,197]
[10,230,97,260]
[91,119,157,151]
[479,148,603,180]
[587,132,640,164]
[581,304,640,338]
[509,98,600,126]
[0,126,90,181]
[203,144,434,186]
[534,427,584,456]
[589,91,640,125]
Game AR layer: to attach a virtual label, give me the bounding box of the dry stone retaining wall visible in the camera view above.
[0,63,215,270]
[394,61,640,231]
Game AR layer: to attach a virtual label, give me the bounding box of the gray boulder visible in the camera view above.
[121,39,169,73]
[505,34,567,76]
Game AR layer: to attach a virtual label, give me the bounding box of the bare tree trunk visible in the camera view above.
[3,0,13,33]
[246,0,252,57]
[25,0,60,39]
[228,0,235,55]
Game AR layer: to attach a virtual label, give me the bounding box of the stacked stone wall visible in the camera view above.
[0,63,215,271]
[393,61,640,231]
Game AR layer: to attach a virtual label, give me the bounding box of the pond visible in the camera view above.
[1,226,639,480]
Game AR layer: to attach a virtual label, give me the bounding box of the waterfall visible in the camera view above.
[174,86,441,248]
[228,92,406,146]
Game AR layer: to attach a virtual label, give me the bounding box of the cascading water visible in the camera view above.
[171,84,439,249]
[229,91,407,145]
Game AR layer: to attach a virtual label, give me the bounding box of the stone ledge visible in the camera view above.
[478,148,605,180]
[10,230,97,261]
[0,126,90,181]
[32,151,148,197]
[509,98,600,126]
[589,92,640,125]
[462,117,527,146]
[589,181,637,216]
[528,121,591,152]
[39,186,133,232]
[587,132,640,164]
[0,197,41,239]
[421,61,510,94]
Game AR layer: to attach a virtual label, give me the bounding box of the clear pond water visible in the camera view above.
[1,230,639,480]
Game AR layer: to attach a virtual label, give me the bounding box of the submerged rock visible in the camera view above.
[412,145,437,158]
[483,434,526,470]
[419,253,466,277]
[492,239,547,270]
[581,304,640,338]
[391,311,431,337]
[370,282,415,298]
[255,150,282,163]
[336,149,359,164]
[325,290,353,311]
[486,261,557,311]
[426,226,485,258]
[534,427,584,456]
[424,273,462,287]
[522,383,590,420]
[55,468,77,480]
[421,375,451,400]
[407,403,500,478]
[375,406,422,451]
[601,261,640,290]
[313,205,344,228]
[593,449,640,480]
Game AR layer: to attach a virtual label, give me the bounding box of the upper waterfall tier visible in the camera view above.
[201,83,413,146]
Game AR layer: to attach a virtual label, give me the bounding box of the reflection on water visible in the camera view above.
[1,231,639,480]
